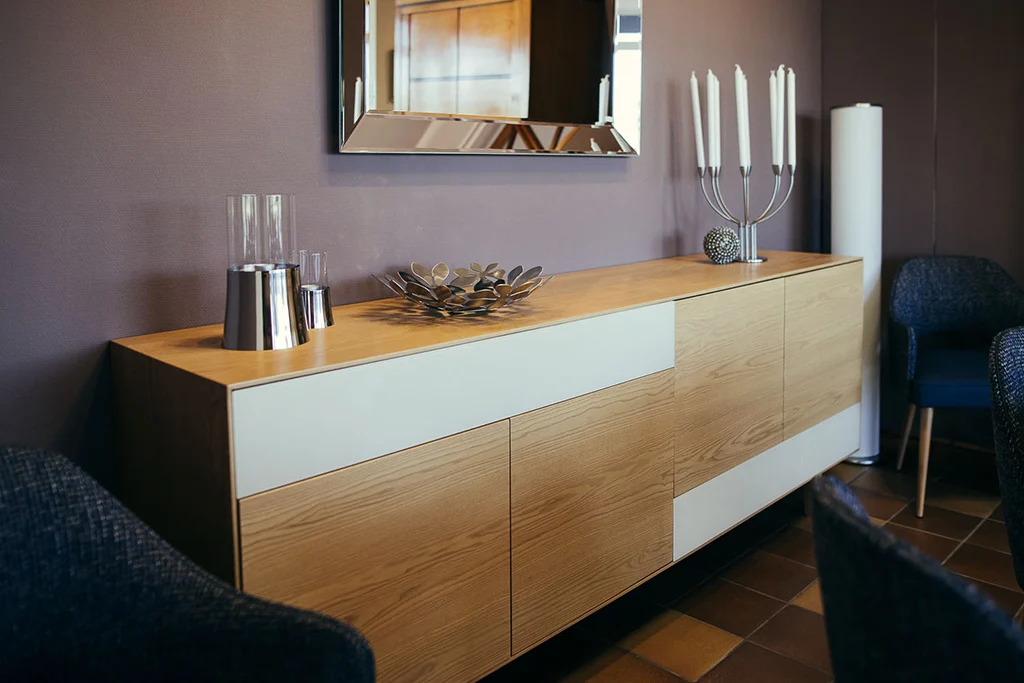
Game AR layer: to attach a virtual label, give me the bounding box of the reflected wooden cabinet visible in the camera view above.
[510,371,675,653]
[674,280,785,496]
[238,423,511,683]
[395,0,531,117]
[784,261,864,438]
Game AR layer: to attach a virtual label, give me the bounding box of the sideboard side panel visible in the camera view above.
[111,344,238,584]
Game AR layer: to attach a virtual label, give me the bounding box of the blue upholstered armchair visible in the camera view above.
[0,446,375,682]
[889,256,1024,517]
[811,475,1024,682]
[992,327,1024,591]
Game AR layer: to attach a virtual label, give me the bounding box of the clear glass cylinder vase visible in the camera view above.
[226,194,297,267]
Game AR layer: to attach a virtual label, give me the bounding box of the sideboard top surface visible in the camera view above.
[112,251,860,389]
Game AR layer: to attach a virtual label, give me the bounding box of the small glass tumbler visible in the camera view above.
[299,250,334,329]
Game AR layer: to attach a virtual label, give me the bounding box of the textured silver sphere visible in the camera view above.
[703,226,740,265]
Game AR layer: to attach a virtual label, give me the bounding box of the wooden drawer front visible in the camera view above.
[231,302,675,498]
[784,262,863,439]
[510,371,674,653]
[674,280,785,496]
[238,423,511,683]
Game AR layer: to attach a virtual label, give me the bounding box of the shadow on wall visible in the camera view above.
[661,78,685,258]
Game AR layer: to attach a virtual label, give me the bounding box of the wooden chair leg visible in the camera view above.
[896,404,917,471]
[916,407,934,518]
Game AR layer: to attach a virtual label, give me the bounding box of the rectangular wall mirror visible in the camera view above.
[336,0,642,155]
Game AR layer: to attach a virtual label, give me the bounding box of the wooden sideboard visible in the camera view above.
[111,251,863,683]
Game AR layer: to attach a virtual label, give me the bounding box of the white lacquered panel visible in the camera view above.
[672,402,860,561]
[233,303,675,497]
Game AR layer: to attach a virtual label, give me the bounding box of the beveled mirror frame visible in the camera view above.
[333,0,642,155]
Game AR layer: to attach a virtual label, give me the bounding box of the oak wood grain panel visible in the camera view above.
[674,279,784,496]
[112,252,861,390]
[110,345,237,584]
[510,371,674,653]
[238,422,511,683]
[784,262,864,438]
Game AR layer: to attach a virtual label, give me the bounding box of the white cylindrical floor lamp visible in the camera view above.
[831,103,882,465]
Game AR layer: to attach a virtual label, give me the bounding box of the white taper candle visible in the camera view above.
[769,71,779,167]
[776,65,786,165]
[353,76,363,123]
[597,75,610,124]
[711,73,721,168]
[690,72,706,170]
[735,66,751,167]
[787,68,797,167]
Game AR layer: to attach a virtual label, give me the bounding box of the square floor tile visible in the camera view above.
[827,462,865,484]
[791,580,823,615]
[953,573,1024,617]
[850,466,917,501]
[992,504,1005,522]
[483,628,639,683]
[967,519,1012,554]
[749,605,832,674]
[793,516,813,532]
[700,643,830,683]
[721,551,816,601]
[890,505,983,541]
[616,610,741,681]
[561,647,685,683]
[761,525,818,567]
[848,486,907,520]
[671,578,785,638]
[631,560,709,608]
[925,480,1001,519]
[884,523,960,563]
[578,596,672,646]
[945,543,1022,592]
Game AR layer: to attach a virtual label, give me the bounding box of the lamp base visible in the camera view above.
[224,264,308,351]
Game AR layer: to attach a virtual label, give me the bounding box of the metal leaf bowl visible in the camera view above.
[375,262,553,316]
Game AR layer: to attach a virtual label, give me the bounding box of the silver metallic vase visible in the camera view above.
[224,264,308,350]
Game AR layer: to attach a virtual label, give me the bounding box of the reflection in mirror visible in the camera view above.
[338,0,642,155]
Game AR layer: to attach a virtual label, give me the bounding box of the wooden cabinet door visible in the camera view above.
[238,422,511,683]
[784,262,864,438]
[674,280,785,496]
[403,7,459,113]
[510,371,674,654]
[395,0,530,117]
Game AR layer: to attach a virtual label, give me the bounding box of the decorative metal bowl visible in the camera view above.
[375,262,552,316]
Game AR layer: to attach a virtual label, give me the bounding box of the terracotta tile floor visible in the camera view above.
[483,441,1015,682]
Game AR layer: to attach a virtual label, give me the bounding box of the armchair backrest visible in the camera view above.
[811,475,1024,682]
[992,327,1024,589]
[890,256,1023,337]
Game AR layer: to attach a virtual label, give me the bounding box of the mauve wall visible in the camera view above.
[823,0,1024,445]
[0,0,822,480]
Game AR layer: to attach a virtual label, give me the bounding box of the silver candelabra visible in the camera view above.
[699,164,795,263]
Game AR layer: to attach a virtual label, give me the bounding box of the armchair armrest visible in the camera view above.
[0,446,374,682]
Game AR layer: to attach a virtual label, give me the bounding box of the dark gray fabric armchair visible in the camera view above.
[811,475,1024,682]
[0,445,374,682]
[992,326,1024,591]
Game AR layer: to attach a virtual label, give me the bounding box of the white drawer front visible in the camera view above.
[232,303,675,497]
[672,402,860,561]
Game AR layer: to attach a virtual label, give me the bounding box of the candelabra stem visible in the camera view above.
[759,165,796,223]
[700,172,734,223]
[711,173,738,223]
